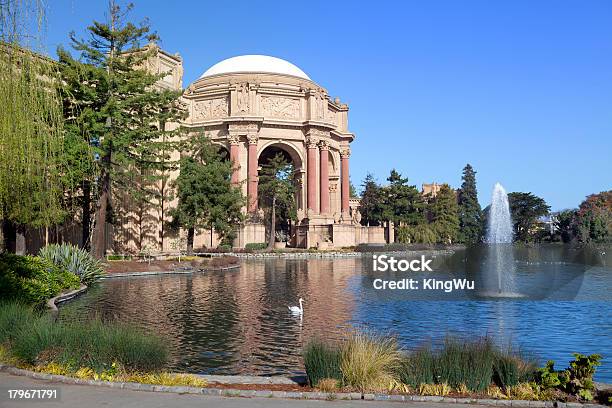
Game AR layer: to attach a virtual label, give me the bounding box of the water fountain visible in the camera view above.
[480,183,522,298]
[486,183,513,245]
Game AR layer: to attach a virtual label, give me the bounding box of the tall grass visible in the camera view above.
[303,340,342,386]
[340,331,402,392]
[305,332,538,393]
[399,345,437,387]
[0,301,168,372]
[437,337,496,391]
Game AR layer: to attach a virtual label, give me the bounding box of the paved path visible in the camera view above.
[0,372,489,408]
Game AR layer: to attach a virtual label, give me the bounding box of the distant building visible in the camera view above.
[422,182,442,198]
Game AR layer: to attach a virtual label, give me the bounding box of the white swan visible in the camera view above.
[288,298,304,315]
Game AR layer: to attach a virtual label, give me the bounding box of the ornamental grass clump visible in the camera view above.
[339,331,402,392]
[436,336,496,392]
[303,339,342,387]
[39,244,105,285]
[398,345,437,388]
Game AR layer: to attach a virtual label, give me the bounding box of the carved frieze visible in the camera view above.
[192,96,229,121]
[261,96,300,119]
[326,108,337,124]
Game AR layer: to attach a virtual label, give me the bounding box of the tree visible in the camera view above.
[62,1,184,257]
[349,177,358,198]
[170,134,244,254]
[0,0,66,253]
[258,153,297,249]
[359,173,384,226]
[553,209,577,243]
[430,184,460,244]
[381,169,425,239]
[574,191,612,243]
[507,192,550,242]
[457,164,482,244]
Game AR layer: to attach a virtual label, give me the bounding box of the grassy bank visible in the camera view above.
[304,331,604,403]
[0,301,205,386]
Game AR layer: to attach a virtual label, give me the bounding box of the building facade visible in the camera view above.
[113,49,386,251]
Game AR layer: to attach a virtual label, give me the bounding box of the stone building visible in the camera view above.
[114,50,387,251]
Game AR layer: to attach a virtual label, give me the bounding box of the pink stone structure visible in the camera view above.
[112,52,389,251]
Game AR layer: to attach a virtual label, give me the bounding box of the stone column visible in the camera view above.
[306,137,318,215]
[319,141,330,214]
[228,135,240,186]
[341,147,351,216]
[247,134,258,213]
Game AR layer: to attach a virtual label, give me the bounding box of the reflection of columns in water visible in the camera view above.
[247,134,258,213]
[319,141,330,214]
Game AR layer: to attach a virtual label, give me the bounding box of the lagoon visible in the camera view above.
[58,245,612,381]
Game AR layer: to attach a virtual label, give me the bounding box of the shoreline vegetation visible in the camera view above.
[304,331,607,404]
[0,304,608,404]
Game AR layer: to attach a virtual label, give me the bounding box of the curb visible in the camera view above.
[102,264,241,279]
[46,284,88,312]
[195,249,455,259]
[0,365,607,407]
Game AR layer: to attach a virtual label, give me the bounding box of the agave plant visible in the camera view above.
[39,244,105,285]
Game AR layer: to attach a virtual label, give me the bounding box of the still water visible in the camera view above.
[58,245,612,381]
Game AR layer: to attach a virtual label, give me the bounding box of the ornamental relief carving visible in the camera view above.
[192,96,229,121]
[326,109,337,124]
[261,96,300,119]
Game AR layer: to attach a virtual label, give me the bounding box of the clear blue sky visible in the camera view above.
[42,0,612,210]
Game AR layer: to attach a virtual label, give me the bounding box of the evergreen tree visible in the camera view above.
[359,173,384,226]
[507,192,550,242]
[170,134,244,254]
[457,164,482,244]
[381,169,425,239]
[431,184,460,244]
[60,1,185,256]
[349,177,358,198]
[258,153,297,249]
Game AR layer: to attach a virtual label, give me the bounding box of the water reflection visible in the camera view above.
[59,246,612,381]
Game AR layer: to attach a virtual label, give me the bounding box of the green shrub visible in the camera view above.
[0,301,168,372]
[534,354,602,401]
[303,340,341,387]
[0,254,80,305]
[39,244,104,285]
[563,353,601,401]
[245,243,267,251]
[398,345,436,387]
[536,360,568,390]
[397,225,437,245]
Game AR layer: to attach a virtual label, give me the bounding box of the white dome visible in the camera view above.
[200,55,310,80]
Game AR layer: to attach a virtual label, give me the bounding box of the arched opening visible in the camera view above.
[257,143,303,247]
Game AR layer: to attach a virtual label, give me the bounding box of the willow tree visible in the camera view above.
[0,0,65,253]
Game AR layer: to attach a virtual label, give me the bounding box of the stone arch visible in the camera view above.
[257,141,306,220]
[257,140,304,170]
[211,141,230,161]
